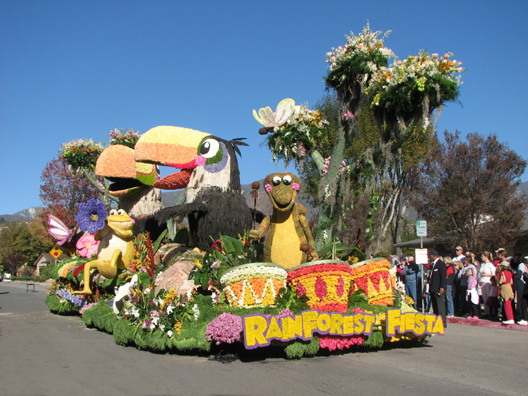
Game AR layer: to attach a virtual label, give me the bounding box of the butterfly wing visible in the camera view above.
[47,214,72,245]
[274,98,295,126]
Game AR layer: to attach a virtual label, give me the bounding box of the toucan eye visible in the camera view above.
[272,176,281,186]
[117,209,125,216]
[110,209,117,215]
[283,175,292,185]
[199,138,220,159]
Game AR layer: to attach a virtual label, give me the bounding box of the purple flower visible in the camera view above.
[76,199,107,234]
[205,313,243,345]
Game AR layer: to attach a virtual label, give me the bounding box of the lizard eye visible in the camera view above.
[109,209,117,215]
[117,209,125,216]
[272,176,281,186]
[283,175,292,185]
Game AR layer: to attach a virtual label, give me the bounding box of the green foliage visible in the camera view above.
[274,287,310,313]
[82,301,116,333]
[0,220,55,273]
[284,336,320,359]
[363,330,384,349]
[189,233,260,289]
[45,293,80,315]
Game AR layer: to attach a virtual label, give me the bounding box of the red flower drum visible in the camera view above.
[287,260,353,312]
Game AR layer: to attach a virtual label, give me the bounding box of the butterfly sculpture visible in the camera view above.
[253,98,297,134]
[46,214,79,248]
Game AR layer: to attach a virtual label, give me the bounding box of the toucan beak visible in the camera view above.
[134,126,210,190]
[96,145,157,197]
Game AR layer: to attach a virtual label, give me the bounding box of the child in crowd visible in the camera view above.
[486,276,500,321]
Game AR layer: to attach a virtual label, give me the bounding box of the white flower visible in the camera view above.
[166,303,174,314]
[192,304,200,320]
[167,330,173,338]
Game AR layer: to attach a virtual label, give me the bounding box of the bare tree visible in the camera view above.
[407,131,528,251]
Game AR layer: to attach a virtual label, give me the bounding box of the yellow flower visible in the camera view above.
[173,321,183,335]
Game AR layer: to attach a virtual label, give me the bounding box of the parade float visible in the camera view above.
[44,23,464,359]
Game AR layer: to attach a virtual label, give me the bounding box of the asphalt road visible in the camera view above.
[1,281,527,396]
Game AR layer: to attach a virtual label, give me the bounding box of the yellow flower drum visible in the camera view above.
[349,258,395,306]
[220,263,287,308]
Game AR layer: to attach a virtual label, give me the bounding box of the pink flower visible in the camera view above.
[265,184,272,193]
[76,233,99,258]
[341,111,355,121]
[291,183,300,191]
[315,277,327,300]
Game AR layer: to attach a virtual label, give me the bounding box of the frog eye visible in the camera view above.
[272,176,282,186]
[199,138,220,159]
[109,209,117,215]
[117,209,125,216]
[283,175,292,185]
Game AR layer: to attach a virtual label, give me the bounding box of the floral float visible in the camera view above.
[45,229,444,359]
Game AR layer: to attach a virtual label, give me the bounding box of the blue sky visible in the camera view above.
[1,0,527,215]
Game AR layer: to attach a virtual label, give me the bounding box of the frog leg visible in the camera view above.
[72,259,102,295]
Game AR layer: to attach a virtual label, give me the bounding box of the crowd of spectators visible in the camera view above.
[394,247,528,326]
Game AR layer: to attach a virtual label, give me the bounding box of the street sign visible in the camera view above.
[415,248,429,264]
[416,220,427,237]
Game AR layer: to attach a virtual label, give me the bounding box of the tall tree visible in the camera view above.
[39,154,102,227]
[407,131,528,251]
[0,220,54,272]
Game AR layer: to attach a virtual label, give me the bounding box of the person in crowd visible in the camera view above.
[455,246,466,264]
[456,247,469,316]
[479,251,496,318]
[487,275,500,321]
[401,255,419,309]
[445,257,455,318]
[496,255,515,325]
[428,250,447,327]
[465,255,479,319]
[452,260,463,316]
[513,256,527,325]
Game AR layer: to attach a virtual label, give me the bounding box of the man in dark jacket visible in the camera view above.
[428,249,447,327]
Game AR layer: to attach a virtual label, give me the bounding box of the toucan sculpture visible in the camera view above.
[134,126,253,252]
[95,144,165,240]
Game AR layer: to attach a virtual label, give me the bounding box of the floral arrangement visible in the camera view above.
[324,22,394,101]
[367,50,464,122]
[349,258,395,306]
[129,232,156,277]
[220,263,287,308]
[205,312,243,345]
[112,271,200,338]
[76,233,99,258]
[189,233,260,290]
[287,261,354,313]
[76,199,107,234]
[61,138,104,170]
[56,287,87,308]
[266,103,329,165]
[109,128,141,149]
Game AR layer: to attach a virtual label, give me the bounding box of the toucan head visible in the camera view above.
[134,126,247,200]
[95,145,158,198]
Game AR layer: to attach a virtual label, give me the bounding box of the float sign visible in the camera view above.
[416,220,427,237]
